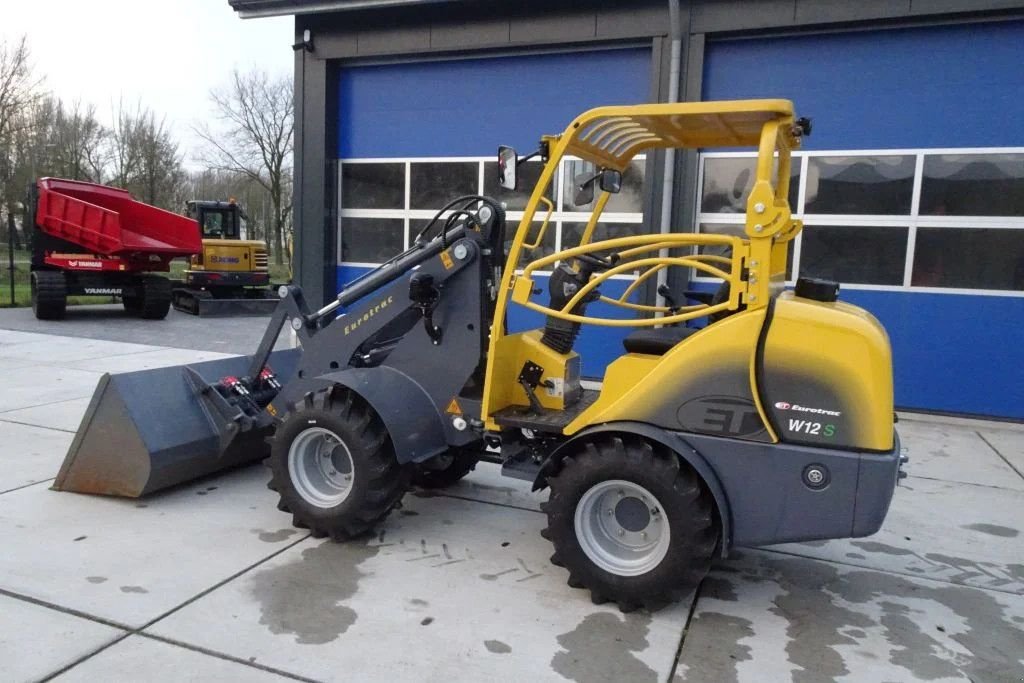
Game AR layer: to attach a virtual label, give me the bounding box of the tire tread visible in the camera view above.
[542,435,718,612]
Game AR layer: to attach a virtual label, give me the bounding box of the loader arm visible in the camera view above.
[54,201,505,497]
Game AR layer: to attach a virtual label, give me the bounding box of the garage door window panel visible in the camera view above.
[483,160,550,211]
[919,153,1024,217]
[700,157,800,214]
[801,225,908,285]
[410,162,479,210]
[561,222,645,270]
[341,218,405,264]
[804,155,915,215]
[913,227,1024,290]
[340,163,405,210]
[562,159,646,214]
[696,222,794,280]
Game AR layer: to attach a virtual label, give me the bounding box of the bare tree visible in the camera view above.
[134,112,184,208]
[107,100,184,210]
[0,36,41,149]
[0,35,42,215]
[195,68,293,264]
[49,99,107,182]
[108,98,144,190]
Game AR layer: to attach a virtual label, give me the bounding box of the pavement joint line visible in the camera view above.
[0,394,95,415]
[667,580,704,682]
[0,416,77,434]
[759,546,1024,597]
[432,491,544,515]
[0,477,55,496]
[37,632,134,683]
[11,533,315,682]
[976,430,1024,482]
[137,532,313,633]
[0,586,134,632]
[136,633,322,683]
[905,473,1024,493]
[0,326,178,352]
[0,346,184,366]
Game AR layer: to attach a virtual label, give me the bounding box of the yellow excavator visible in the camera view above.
[171,199,279,316]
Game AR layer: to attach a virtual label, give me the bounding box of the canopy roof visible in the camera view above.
[560,99,799,170]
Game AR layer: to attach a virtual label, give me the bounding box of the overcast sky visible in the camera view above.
[1,0,293,166]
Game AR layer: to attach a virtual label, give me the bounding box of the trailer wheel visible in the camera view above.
[122,293,142,315]
[137,276,171,319]
[31,270,67,320]
[411,446,479,489]
[543,436,718,612]
[268,388,411,540]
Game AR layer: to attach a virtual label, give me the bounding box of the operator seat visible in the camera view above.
[622,326,699,355]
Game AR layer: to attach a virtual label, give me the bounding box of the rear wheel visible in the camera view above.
[137,275,171,319]
[122,292,142,315]
[411,446,479,489]
[543,436,718,611]
[31,270,67,320]
[268,388,411,540]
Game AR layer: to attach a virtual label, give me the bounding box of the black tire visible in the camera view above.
[268,388,411,540]
[411,446,479,489]
[122,292,142,315]
[31,270,67,320]
[542,436,718,612]
[137,275,171,319]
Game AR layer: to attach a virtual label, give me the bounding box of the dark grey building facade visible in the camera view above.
[231,0,1024,419]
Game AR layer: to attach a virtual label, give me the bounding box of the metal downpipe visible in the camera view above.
[656,0,683,311]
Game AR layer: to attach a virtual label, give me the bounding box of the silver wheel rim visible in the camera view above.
[287,427,355,508]
[574,479,670,577]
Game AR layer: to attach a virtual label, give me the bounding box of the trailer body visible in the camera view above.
[28,178,202,319]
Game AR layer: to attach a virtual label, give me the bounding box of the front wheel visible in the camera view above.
[267,388,410,540]
[543,436,718,611]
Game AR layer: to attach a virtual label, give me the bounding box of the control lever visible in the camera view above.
[657,284,680,315]
[518,361,554,414]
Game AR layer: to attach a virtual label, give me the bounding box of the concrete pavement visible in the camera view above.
[1,320,1022,682]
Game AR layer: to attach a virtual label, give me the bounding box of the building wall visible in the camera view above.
[289,0,1024,417]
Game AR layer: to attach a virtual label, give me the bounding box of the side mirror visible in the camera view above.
[573,173,595,207]
[573,168,623,206]
[498,146,518,190]
[599,169,622,194]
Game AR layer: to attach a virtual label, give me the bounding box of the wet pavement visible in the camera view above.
[1,320,1022,682]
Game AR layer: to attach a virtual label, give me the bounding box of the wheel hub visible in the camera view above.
[614,496,651,532]
[574,479,670,577]
[288,427,355,508]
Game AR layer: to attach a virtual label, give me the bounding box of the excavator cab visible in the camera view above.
[190,200,245,240]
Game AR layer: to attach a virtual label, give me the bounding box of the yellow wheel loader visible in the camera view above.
[55,100,905,611]
[171,200,279,316]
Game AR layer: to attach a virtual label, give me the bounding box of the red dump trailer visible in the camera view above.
[28,178,202,320]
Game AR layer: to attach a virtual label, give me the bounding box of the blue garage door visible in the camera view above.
[698,21,1024,419]
[334,47,652,375]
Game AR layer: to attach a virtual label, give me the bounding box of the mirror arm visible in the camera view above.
[517,141,550,166]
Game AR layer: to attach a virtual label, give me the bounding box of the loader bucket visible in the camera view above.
[53,349,300,498]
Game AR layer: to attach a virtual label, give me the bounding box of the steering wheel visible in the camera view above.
[575,252,620,273]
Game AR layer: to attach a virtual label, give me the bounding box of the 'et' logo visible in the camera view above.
[774,402,791,410]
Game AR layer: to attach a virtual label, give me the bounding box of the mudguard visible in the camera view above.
[286,366,450,465]
[533,421,733,555]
